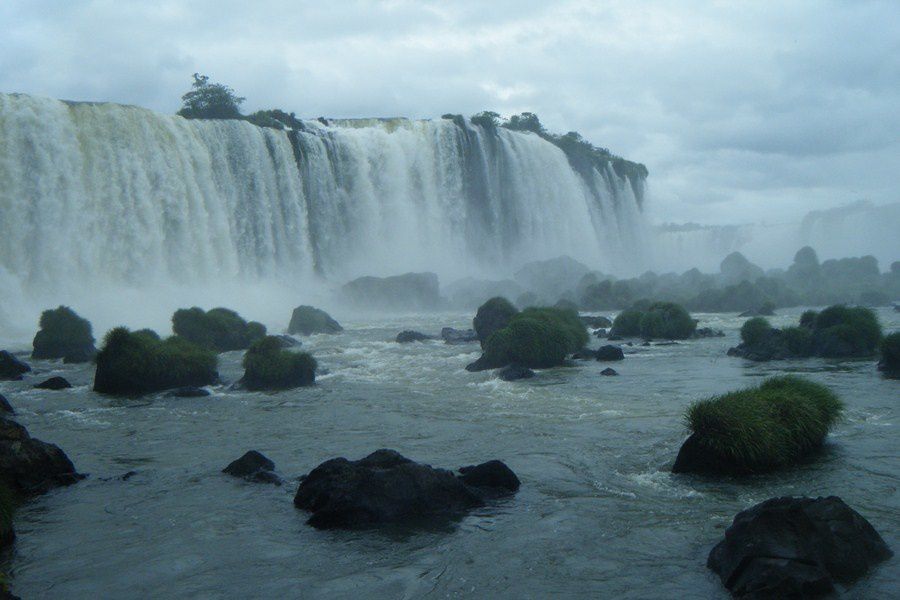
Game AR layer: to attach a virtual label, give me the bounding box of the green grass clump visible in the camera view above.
[473,297,519,347]
[799,310,818,328]
[611,302,696,339]
[811,305,882,357]
[610,309,643,337]
[782,326,813,356]
[93,327,218,395]
[482,307,588,369]
[31,306,96,363]
[684,376,843,473]
[879,332,900,373]
[740,317,772,346]
[242,336,316,390]
[172,307,266,352]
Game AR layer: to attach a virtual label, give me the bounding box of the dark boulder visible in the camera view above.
[465,354,504,372]
[458,460,521,493]
[287,306,343,336]
[165,386,210,398]
[595,345,625,361]
[708,496,893,598]
[600,368,619,376]
[0,418,82,495]
[223,450,281,485]
[293,449,519,529]
[395,330,433,343]
[571,348,598,360]
[440,327,477,344]
[34,376,71,390]
[497,364,534,381]
[0,394,12,414]
[592,328,608,338]
[693,327,725,338]
[473,297,518,348]
[0,351,30,381]
[580,315,612,329]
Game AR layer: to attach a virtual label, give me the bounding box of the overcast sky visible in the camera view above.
[2,0,898,225]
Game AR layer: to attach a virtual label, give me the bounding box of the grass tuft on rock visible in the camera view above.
[612,302,696,339]
[482,306,588,369]
[241,336,317,390]
[32,305,96,363]
[93,327,218,395]
[682,376,843,474]
[172,307,266,352]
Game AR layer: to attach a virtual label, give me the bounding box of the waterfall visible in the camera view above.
[0,93,648,338]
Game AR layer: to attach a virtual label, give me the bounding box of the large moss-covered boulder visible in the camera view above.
[287,306,343,336]
[31,306,96,363]
[0,417,81,495]
[473,297,518,348]
[729,305,882,361]
[0,352,30,381]
[241,336,316,390]
[708,496,892,598]
[93,328,218,395]
[610,302,696,339]
[341,272,441,310]
[293,449,519,529]
[172,307,266,352]
[673,376,843,475]
[471,307,588,370]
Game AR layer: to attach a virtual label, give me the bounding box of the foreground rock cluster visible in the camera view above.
[293,449,519,529]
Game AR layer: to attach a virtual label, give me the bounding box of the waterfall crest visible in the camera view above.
[0,93,647,336]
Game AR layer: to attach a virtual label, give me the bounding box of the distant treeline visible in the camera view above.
[175,73,647,183]
[570,247,899,312]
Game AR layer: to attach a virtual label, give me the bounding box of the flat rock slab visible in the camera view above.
[294,449,519,529]
[708,496,893,598]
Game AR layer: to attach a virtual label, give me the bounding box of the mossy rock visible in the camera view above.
[172,307,266,352]
[611,302,696,339]
[288,306,343,336]
[93,327,219,395]
[473,297,518,348]
[241,336,316,390]
[673,376,843,475]
[480,307,588,369]
[877,332,900,375]
[32,306,96,363]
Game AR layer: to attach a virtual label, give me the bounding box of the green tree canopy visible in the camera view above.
[177,73,245,120]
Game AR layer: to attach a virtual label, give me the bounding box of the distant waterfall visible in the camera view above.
[0,93,648,337]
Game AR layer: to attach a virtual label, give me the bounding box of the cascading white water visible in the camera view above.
[0,93,648,339]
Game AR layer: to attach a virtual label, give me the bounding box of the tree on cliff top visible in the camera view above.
[177,73,245,120]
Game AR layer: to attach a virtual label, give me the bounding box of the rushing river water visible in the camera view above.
[1,307,897,598]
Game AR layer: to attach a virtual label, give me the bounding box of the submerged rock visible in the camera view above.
[287,306,343,336]
[440,327,478,344]
[497,364,534,381]
[34,376,71,390]
[693,327,725,338]
[708,496,893,598]
[395,330,432,343]
[165,386,210,398]
[571,348,598,360]
[274,334,301,348]
[223,450,281,485]
[595,345,625,361]
[600,368,619,376]
[0,417,82,495]
[293,449,519,529]
[0,351,30,381]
